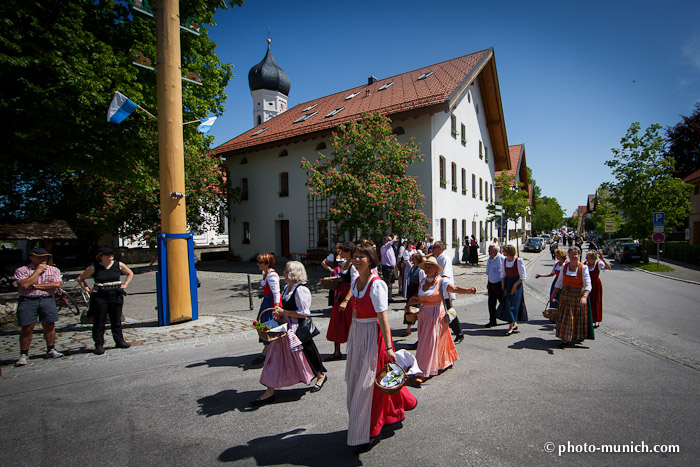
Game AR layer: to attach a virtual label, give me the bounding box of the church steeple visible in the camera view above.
[249,39,290,126]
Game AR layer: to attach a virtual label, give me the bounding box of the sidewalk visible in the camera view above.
[632,257,700,284]
[0,257,493,376]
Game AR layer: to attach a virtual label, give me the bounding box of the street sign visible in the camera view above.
[493,205,503,215]
[653,212,665,233]
[604,218,615,233]
[652,232,665,243]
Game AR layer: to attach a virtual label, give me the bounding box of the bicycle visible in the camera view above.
[61,279,90,309]
[54,287,81,316]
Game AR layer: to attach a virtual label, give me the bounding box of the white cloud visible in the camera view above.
[682,33,700,73]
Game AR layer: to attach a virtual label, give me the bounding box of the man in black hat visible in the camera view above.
[13,248,64,366]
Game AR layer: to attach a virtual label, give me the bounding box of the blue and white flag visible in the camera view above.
[196,116,217,134]
[107,91,138,124]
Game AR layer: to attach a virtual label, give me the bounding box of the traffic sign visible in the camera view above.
[604,218,615,233]
[652,232,665,243]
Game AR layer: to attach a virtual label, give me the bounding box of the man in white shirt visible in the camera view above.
[432,241,464,344]
[485,243,505,327]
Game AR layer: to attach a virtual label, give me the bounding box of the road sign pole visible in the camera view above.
[657,242,660,267]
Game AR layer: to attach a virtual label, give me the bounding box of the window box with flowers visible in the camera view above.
[451,130,459,138]
[440,179,447,189]
[462,188,467,195]
[451,184,458,192]
[461,137,467,145]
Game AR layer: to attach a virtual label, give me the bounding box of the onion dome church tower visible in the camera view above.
[248,38,290,127]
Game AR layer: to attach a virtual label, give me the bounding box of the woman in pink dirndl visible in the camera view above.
[345,241,417,453]
[413,256,476,385]
[250,261,318,406]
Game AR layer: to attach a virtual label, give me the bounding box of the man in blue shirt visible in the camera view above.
[485,243,505,328]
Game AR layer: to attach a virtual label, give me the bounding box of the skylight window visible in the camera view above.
[293,112,318,124]
[251,127,269,136]
[345,92,361,100]
[325,107,344,118]
[302,104,318,112]
[417,71,434,80]
[378,81,395,91]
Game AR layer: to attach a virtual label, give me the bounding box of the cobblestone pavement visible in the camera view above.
[0,250,522,378]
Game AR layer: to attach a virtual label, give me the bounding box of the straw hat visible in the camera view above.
[418,255,443,274]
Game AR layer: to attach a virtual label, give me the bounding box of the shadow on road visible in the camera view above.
[507,337,561,354]
[185,354,263,372]
[196,387,311,417]
[218,423,406,465]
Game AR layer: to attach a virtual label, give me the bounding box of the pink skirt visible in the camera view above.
[415,304,458,377]
[260,335,314,389]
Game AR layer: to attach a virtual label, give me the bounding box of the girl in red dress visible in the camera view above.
[585,250,611,328]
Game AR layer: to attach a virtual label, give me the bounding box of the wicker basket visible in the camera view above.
[542,301,558,322]
[375,362,407,395]
[254,308,287,341]
[320,276,342,290]
[404,306,419,323]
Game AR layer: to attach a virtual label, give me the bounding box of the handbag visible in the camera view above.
[295,316,320,343]
[440,279,457,323]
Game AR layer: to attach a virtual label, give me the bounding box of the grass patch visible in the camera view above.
[634,262,674,272]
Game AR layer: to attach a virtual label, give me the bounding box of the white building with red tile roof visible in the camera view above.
[214,46,513,261]
[494,144,532,239]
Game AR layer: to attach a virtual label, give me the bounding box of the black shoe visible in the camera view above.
[94,345,105,355]
[310,375,328,393]
[558,342,568,349]
[505,328,515,336]
[114,340,131,349]
[249,395,276,407]
[454,335,464,344]
[353,436,380,455]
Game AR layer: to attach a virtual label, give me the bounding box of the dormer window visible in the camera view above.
[345,92,361,100]
[302,104,318,112]
[325,107,344,118]
[252,127,269,136]
[417,71,433,80]
[293,112,318,124]
[378,82,395,91]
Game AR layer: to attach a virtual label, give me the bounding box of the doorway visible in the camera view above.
[279,220,289,257]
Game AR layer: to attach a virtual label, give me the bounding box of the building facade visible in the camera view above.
[215,47,513,262]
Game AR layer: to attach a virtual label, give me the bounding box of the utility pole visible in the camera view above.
[156,0,191,323]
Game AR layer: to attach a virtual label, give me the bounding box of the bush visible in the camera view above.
[662,241,700,266]
[200,250,228,261]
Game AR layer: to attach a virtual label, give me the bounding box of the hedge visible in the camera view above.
[662,241,700,266]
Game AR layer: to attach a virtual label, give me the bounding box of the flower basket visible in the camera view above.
[375,362,408,395]
[542,301,557,322]
[404,296,420,323]
[254,308,287,341]
[320,276,342,290]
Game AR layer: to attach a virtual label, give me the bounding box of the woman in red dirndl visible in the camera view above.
[345,241,416,453]
[585,250,611,327]
[325,242,358,361]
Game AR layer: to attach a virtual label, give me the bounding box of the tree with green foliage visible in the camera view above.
[603,122,692,239]
[588,191,623,236]
[531,196,564,233]
[666,102,700,179]
[487,172,530,250]
[0,0,243,245]
[301,113,429,242]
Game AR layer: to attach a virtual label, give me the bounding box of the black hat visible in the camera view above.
[29,247,51,257]
[97,246,114,256]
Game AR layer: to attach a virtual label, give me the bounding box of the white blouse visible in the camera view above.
[501,257,527,281]
[260,270,281,304]
[418,277,450,297]
[281,282,311,316]
[351,276,389,313]
[587,259,607,272]
[402,248,416,263]
[551,261,567,275]
[554,263,592,292]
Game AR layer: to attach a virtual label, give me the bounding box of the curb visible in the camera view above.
[631,266,700,286]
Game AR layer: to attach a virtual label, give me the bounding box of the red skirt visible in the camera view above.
[589,277,602,322]
[370,326,417,439]
[326,281,353,343]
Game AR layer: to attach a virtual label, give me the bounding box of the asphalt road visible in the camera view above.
[2,249,699,466]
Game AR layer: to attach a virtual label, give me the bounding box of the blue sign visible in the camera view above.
[653,212,665,226]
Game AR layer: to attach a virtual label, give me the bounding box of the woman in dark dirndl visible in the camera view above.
[497,244,528,336]
[584,249,610,328]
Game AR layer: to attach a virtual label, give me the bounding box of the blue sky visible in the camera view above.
[206,0,700,216]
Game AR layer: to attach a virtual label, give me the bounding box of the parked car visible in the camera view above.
[614,242,648,263]
[523,237,545,252]
[540,234,551,244]
[606,237,633,257]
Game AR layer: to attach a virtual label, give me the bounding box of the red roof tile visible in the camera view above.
[214,49,492,156]
[683,168,700,183]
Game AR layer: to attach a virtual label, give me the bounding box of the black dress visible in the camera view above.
[91,261,127,346]
[283,285,327,375]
